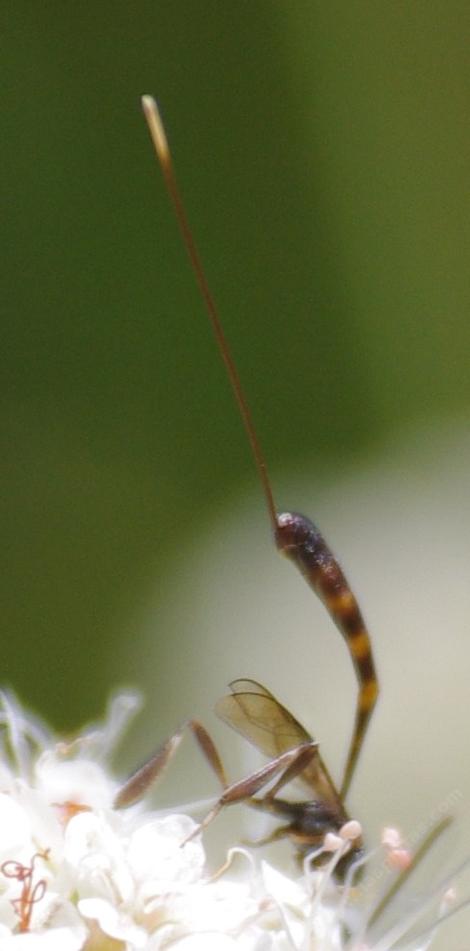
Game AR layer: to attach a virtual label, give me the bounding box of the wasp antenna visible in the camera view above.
[141,95,277,532]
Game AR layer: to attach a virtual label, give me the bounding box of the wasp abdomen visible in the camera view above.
[275,511,378,796]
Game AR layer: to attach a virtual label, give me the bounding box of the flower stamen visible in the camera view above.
[1,848,50,932]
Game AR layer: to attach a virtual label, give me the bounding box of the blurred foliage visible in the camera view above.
[1,2,469,728]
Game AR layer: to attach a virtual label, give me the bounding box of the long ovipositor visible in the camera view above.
[275,511,379,797]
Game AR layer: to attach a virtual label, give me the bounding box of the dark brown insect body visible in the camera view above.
[122,97,380,874]
[276,512,378,798]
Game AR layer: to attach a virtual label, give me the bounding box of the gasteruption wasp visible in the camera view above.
[115,97,379,875]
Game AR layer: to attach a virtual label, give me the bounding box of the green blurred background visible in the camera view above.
[2,2,470,938]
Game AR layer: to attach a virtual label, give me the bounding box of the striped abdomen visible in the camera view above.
[275,511,378,798]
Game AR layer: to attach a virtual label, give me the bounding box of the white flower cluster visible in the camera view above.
[0,692,346,950]
[0,691,465,950]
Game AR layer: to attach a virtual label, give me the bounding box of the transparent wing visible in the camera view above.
[216,678,340,804]
[217,679,312,756]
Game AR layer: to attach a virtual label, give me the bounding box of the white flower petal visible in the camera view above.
[64,812,134,903]
[35,753,115,809]
[261,861,307,908]
[15,785,64,860]
[163,937,239,950]
[128,814,205,888]
[0,794,32,858]
[164,879,258,933]
[0,925,86,950]
[78,896,147,947]
[0,765,15,795]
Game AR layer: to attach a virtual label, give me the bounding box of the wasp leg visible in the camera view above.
[184,742,318,842]
[114,719,228,809]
